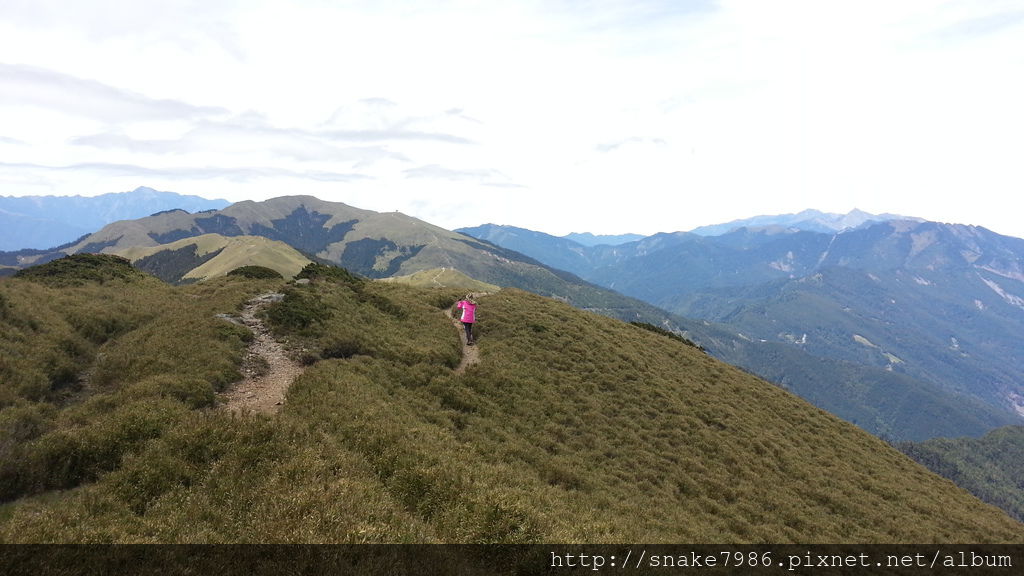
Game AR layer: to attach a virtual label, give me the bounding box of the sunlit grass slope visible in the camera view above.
[381,267,499,292]
[116,233,312,282]
[0,257,1020,543]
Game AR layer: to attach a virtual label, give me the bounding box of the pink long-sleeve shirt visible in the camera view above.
[455,300,477,323]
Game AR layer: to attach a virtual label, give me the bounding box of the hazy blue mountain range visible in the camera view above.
[457,224,595,276]
[687,208,922,236]
[562,231,645,246]
[459,218,1024,436]
[0,187,230,251]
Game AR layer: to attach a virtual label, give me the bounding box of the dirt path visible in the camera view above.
[431,267,447,287]
[447,307,480,374]
[220,293,304,414]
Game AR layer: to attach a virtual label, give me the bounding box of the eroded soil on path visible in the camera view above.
[447,308,480,374]
[220,293,303,414]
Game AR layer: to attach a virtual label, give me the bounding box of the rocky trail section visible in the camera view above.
[218,292,303,414]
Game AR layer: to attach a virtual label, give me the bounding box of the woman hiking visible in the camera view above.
[454,295,477,345]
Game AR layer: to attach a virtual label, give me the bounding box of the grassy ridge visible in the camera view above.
[117,234,312,283]
[381,267,499,293]
[1,258,275,509]
[0,258,1021,542]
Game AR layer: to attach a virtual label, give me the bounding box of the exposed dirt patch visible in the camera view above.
[220,293,303,414]
[447,306,481,374]
[455,330,480,374]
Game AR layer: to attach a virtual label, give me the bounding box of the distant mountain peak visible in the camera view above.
[0,187,231,251]
[690,209,921,237]
[562,231,646,247]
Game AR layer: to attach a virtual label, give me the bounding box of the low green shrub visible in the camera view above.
[295,262,363,286]
[266,288,332,333]
[630,321,705,350]
[14,254,145,286]
[321,338,368,360]
[227,266,283,280]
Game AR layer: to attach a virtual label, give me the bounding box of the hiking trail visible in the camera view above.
[447,306,480,374]
[219,292,303,414]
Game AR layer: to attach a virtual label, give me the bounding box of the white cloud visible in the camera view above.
[0,63,229,123]
[0,0,1022,238]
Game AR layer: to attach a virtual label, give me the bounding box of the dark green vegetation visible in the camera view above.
[1,255,1020,542]
[227,266,284,280]
[119,234,312,282]
[629,322,704,351]
[13,254,144,286]
[461,221,1024,441]
[899,427,1024,522]
[702,334,1019,442]
[135,244,224,284]
[251,206,356,256]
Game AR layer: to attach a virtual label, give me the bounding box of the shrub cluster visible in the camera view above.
[226,266,283,280]
[629,321,705,351]
[14,254,144,286]
[294,262,363,286]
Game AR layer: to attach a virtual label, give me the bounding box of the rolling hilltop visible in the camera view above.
[1,195,661,320]
[0,255,1021,542]
[122,234,312,284]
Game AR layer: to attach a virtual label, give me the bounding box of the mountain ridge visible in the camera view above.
[8,197,1021,441]
[688,208,923,236]
[562,231,645,246]
[1,259,1020,542]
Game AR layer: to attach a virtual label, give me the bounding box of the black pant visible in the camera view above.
[462,322,474,343]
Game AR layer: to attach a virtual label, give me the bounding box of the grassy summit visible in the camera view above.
[0,259,1020,542]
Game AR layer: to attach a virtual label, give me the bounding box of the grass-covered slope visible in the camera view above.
[898,427,1024,522]
[120,234,312,283]
[1,256,266,505]
[381,267,499,292]
[0,257,1020,542]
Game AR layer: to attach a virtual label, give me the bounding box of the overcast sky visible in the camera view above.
[1,1,1023,237]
